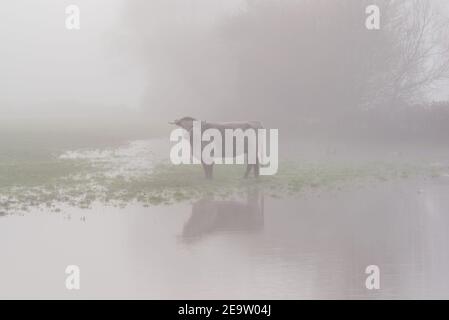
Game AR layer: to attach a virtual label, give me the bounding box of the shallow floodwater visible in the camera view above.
[1,175,449,299]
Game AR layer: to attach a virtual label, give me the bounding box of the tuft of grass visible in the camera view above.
[0,157,442,214]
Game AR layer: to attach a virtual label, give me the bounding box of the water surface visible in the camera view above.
[1,176,448,299]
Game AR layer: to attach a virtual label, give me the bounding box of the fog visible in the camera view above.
[0,0,242,118]
[2,0,449,136]
[2,0,449,300]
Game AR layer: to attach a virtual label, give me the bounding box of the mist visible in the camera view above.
[2,1,133,105]
[118,0,449,146]
[2,0,449,300]
[2,0,449,140]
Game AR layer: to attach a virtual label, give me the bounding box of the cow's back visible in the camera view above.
[203,121,264,131]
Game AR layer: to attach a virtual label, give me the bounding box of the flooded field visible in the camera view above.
[1,138,449,299]
[3,0,449,302]
[1,176,449,299]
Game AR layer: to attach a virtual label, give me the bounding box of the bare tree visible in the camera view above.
[122,0,449,127]
[371,0,449,106]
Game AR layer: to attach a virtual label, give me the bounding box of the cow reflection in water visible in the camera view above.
[181,189,264,242]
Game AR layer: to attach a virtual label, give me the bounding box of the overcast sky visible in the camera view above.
[1,0,448,117]
[0,0,244,115]
[1,0,140,113]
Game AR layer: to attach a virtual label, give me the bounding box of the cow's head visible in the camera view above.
[169,116,197,131]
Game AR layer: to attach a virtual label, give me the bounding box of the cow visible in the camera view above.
[169,117,264,179]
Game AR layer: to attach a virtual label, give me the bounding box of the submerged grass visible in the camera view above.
[0,154,441,215]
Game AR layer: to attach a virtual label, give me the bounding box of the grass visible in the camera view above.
[0,154,441,215]
[0,125,444,214]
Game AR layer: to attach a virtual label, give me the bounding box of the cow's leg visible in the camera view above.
[208,164,214,179]
[254,140,260,178]
[202,163,214,179]
[254,157,260,178]
[202,163,209,179]
[244,164,252,179]
[243,152,252,178]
